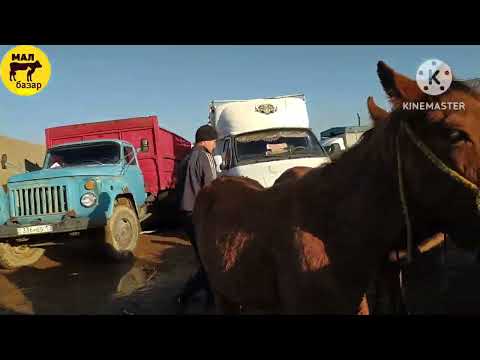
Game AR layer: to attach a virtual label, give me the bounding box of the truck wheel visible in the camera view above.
[104,205,140,261]
[0,243,45,270]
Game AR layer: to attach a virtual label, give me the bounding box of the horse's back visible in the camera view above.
[274,166,312,186]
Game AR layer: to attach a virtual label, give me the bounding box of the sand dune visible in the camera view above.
[0,135,45,185]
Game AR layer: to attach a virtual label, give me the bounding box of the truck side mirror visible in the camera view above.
[1,154,7,169]
[214,154,224,171]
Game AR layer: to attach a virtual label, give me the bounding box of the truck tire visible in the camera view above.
[0,243,45,270]
[104,204,140,261]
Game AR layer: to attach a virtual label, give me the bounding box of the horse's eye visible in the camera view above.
[448,129,468,144]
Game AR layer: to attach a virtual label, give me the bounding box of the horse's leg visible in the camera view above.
[214,291,241,315]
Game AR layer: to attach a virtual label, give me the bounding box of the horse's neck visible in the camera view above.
[297,143,403,260]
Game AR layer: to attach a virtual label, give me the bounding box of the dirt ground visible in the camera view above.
[1,229,480,315]
[0,229,210,315]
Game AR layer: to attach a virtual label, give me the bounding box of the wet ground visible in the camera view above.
[0,229,208,315]
[1,230,480,315]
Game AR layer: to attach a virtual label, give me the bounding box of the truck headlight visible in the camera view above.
[80,193,97,208]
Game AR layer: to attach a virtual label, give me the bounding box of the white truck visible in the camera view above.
[320,126,371,159]
[208,94,330,187]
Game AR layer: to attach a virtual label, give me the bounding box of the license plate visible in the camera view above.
[17,225,53,236]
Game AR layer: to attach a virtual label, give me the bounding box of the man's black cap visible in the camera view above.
[195,125,218,143]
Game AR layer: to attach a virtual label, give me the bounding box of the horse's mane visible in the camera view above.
[445,78,480,100]
[454,78,480,92]
[295,118,398,202]
[357,127,376,144]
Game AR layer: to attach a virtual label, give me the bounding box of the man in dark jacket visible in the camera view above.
[175,124,218,312]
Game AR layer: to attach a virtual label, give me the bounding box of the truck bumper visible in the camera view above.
[0,217,90,239]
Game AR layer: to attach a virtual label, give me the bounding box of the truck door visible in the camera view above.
[122,144,146,207]
[120,129,159,196]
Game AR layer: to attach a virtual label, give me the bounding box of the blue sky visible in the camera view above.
[1,45,479,144]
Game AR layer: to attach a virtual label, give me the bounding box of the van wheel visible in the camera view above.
[0,243,45,270]
[104,204,139,261]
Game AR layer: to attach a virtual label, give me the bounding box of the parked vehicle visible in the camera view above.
[0,116,191,269]
[208,94,330,187]
[45,116,191,203]
[320,126,371,159]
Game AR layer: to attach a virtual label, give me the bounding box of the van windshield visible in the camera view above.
[45,142,121,169]
[234,129,326,165]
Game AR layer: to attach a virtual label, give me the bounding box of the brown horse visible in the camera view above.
[194,61,480,314]
[209,168,370,314]
[275,165,370,315]
[365,96,448,314]
[275,123,447,315]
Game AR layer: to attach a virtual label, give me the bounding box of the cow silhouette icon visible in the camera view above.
[9,60,42,82]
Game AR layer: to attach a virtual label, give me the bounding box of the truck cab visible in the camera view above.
[0,139,147,269]
[209,94,330,187]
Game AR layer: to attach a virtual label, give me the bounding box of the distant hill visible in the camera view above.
[0,135,45,185]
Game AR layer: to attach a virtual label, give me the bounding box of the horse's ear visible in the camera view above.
[377,61,423,106]
[367,96,389,126]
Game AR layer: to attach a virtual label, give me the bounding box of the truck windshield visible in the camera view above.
[45,142,121,169]
[234,129,326,165]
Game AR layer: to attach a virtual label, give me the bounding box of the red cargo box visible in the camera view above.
[45,116,191,197]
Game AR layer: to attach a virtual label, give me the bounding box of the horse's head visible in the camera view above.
[374,61,480,249]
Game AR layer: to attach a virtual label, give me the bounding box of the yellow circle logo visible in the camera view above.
[0,45,51,96]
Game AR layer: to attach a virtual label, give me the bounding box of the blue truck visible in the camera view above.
[0,116,191,269]
[0,139,146,268]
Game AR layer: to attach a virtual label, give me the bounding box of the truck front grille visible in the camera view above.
[11,185,69,217]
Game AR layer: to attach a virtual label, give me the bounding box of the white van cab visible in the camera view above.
[209,94,330,187]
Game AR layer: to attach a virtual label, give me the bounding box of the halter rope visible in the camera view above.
[396,120,480,264]
[403,122,480,199]
[396,133,413,263]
